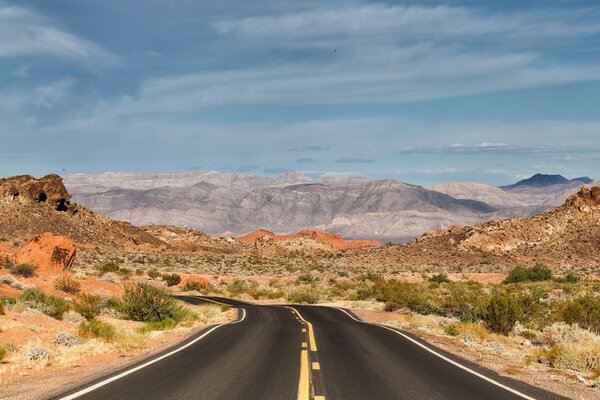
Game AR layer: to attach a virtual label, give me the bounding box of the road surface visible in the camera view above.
[54,297,567,400]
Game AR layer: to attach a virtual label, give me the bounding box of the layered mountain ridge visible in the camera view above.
[64,171,598,241]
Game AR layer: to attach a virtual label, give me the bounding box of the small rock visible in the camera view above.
[521,339,532,346]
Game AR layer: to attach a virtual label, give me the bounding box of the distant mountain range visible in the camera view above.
[64,172,598,241]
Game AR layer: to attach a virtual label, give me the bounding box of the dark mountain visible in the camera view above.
[572,177,593,184]
[500,173,569,190]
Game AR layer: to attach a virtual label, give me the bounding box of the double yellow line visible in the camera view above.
[288,307,323,400]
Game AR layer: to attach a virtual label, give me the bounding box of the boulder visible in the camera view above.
[15,233,77,273]
[180,277,209,288]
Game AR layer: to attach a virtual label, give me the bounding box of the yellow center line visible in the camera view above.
[298,349,309,400]
[302,342,307,349]
[312,362,320,370]
[315,397,326,400]
[288,307,317,352]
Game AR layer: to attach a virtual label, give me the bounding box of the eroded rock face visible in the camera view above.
[0,174,75,212]
[564,187,600,210]
[15,233,77,273]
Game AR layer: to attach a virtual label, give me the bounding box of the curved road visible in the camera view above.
[53,297,567,400]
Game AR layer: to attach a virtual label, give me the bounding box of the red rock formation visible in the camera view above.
[0,174,75,212]
[237,228,380,250]
[180,276,209,288]
[15,233,77,273]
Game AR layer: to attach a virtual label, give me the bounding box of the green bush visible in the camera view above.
[10,263,36,277]
[54,275,81,294]
[0,346,6,362]
[119,283,182,323]
[162,273,181,287]
[445,323,459,336]
[221,304,231,312]
[503,265,552,284]
[0,299,4,316]
[226,279,247,295]
[74,293,104,320]
[483,293,523,335]
[183,281,207,292]
[19,289,70,319]
[428,273,451,284]
[96,260,130,276]
[288,289,320,304]
[562,295,600,333]
[297,273,316,284]
[78,320,116,342]
[555,273,579,283]
[147,268,160,278]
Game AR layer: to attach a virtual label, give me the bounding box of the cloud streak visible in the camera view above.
[0,3,117,65]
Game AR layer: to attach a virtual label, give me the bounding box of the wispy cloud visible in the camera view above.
[296,158,315,163]
[288,145,329,152]
[0,3,117,65]
[335,158,376,164]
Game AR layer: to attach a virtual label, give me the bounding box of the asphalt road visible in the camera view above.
[54,297,567,400]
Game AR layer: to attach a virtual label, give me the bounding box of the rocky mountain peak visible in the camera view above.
[564,186,600,210]
[0,174,74,212]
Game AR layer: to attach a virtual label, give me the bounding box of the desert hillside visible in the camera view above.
[349,186,600,273]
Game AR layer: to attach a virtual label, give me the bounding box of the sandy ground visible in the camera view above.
[0,303,236,400]
[351,307,599,400]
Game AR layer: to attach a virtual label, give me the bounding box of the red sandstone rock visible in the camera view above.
[15,233,77,273]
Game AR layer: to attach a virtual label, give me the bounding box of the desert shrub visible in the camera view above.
[540,343,600,372]
[428,273,450,284]
[78,320,116,342]
[288,289,320,304]
[74,293,104,320]
[96,260,130,276]
[27,346,50,361]
[555,273,579,283]
[226,279,247,295]
[562,295,600,333]
[19,289,70,319]
[358,270,384,282]
[503,265,552,284]
[0,346,6,362]
[445,323,459,336]
[54,275,81,294]
[483,293,523,335]
[0,299,4,315]
[10,263,36,277]
[297,273,316,284]
[54,332,80,347]
[439,283,488,322]
[183,281,207,292]
[221,304,231,312]
[454,322,490,342]
[147,268,160,279]
[162,273,181,287]
[119,283,182,322]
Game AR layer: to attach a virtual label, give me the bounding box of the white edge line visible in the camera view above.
[59,307,246,400]
[332,307,537,400]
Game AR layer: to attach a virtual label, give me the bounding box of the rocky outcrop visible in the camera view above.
[237,229,379,251]
[0,174,75,212]
[15,233,77,273]
[180,276,209,288]
[564,186,600,211]
[293,230,379,250]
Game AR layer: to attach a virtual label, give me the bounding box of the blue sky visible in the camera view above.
[1,0,599,186]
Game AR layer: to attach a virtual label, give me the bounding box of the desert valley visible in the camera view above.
[0,173,599,399]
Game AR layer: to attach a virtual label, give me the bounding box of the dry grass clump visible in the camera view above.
[54,275,81,294]
[447,322,490,342]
